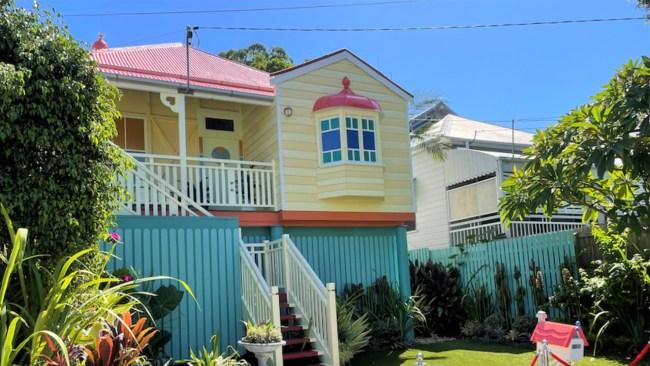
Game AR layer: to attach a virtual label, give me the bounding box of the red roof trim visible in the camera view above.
[272,49,413,98]
[98,63,275,94]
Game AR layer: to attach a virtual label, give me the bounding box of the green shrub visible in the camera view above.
[343,277,425,350]
[241,321,282,344]
[0,1,129,263]
[0,205,192,364]
[409,260,466,336]
[183,335,248,366]
[482,313,506,341]
[462,284,494,323]
[337,290,371,365]
[507,315,537,343]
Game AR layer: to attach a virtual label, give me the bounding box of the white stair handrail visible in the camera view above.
[239,240,283,366]
[118,149,211,216]
[282,234,340,366]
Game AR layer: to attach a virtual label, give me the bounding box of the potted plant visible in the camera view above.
[238,321,285,366]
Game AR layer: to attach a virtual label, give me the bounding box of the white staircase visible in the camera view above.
[118,152,211,216]
[241,235,340,366]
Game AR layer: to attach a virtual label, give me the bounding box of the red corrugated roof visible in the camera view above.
[91,43,274,97]
[531,321,589,348]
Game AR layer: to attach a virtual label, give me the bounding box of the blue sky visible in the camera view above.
[20,0,649,131]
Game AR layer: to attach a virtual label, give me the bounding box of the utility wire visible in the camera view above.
[197,16,647,32]
[63,0,413,17]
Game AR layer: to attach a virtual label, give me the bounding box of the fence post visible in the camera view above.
[326,283,340,366]
[282,234,291,295]
[271,286,283,366]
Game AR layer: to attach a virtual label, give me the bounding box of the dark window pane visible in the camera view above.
[321,130,341,151]
[363,131,376,150]
[346,129,359,149]
[125,117,145,151]
[205,118,234,132]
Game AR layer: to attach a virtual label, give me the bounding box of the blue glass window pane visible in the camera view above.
[348,150,353,160]
[321,119,329,131]
[352,118,358,129]
[363,151,369,161]
[346,130,359,149]
[368,120,375,130]
[345,117,351,128]
[370,152,377,162]
[354,150,360,161]
[323,152,331,163]
[363,131,376,150]
[362,119,368,130]
[322,130,341,151]
[331,117,340,129]
[333,150,342,162]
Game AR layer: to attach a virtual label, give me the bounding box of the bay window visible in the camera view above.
[319,112,379,166]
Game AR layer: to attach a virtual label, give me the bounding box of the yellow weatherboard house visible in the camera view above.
[91,36,413,365]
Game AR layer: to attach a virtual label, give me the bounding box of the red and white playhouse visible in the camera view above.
[530,311,589,365]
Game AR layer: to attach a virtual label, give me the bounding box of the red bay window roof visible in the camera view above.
[90,43,274,98]
[313,77,381,112]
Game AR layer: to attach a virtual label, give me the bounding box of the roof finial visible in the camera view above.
[342,76,350,89]
[92,33,109,50]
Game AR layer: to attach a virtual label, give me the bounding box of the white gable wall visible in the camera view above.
[407,150,450,249]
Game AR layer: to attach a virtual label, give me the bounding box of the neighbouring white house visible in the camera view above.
[407,110,584,250]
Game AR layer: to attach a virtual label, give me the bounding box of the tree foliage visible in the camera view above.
[0,2,128,260]
[219,43,293,72]
[499,57,650,235]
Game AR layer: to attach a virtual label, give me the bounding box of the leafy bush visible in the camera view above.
[337,290,371,365]
[0,205,192,365]
[494,262,512,329]
[183,335,248,366]
[462,284,494,323]
[482,313,506,341]
[507,315,537,343]
[0,1,129,263]
[409,260,466,336]
[241,321,282,344]
[343,277,425,350]
[113,267,185,361]
[460,320,482,338]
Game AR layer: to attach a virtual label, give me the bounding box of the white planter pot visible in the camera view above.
[238,341,286,366]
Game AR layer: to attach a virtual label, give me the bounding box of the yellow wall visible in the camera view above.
[276,59,413,213]
[116,89,276,161]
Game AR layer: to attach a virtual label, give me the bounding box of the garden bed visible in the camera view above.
[349,340,632,366]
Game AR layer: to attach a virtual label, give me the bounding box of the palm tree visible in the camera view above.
[410,129,451,161]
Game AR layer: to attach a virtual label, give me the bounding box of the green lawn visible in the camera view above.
[350,340,635,366]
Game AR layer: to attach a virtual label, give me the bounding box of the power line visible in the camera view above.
[198,16,647,32]
[63,0,413,17]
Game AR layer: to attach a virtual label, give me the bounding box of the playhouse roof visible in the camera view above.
[90,43,274,98]
[313,77,381,112]
[531,321,589,348]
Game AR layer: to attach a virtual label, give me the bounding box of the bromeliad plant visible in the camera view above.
[241,321,282,344]
[183,335,248,366]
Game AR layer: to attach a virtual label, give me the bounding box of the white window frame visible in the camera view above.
[315,108,381,167]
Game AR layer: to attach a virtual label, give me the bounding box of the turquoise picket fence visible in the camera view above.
[409,230,577,318]
[109,215,242,360]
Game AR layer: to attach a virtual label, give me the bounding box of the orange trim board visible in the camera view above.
[208,211,415,227]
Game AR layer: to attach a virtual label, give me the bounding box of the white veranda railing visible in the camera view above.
[449,213,587,246]
[243,235,340,366]
[118,153,211,217]
[130,153,277,209]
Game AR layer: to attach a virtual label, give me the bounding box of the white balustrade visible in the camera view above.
[130,153,276,209]
[243,236,340,366]
[449,214,587,246]
[118,155,210,217]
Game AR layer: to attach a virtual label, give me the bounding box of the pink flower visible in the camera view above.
[121,275,133,282]
[108,232,121,242]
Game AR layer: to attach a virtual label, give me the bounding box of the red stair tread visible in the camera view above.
[281,314,298,321]
[282,350,319,360]
[283,338,314,346]
[281,325,303,332]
